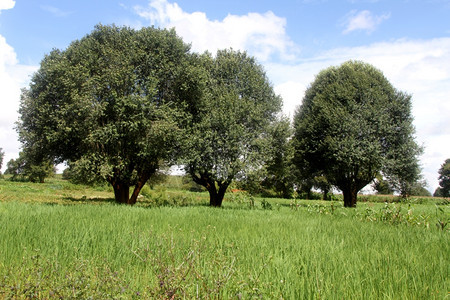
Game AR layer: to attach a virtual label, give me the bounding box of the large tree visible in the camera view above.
[18,25,198,204]
[293,61,422,207]
[183,50,282,207]
[437,158,450,197]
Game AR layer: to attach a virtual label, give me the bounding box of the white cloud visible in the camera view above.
[342,10,390,34]
[267,37,450,193]
[134,0,299,62]
[0,0,14,11]
[0,11,37,171]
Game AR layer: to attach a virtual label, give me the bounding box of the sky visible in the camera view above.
[0,0,449,193]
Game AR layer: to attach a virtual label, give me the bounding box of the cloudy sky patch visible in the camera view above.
[342,10,390,34]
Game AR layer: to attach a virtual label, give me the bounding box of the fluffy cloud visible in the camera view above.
[0,3,37,172]
[342,10,390,34]
[134,0,299,61]
[0,0,14,11]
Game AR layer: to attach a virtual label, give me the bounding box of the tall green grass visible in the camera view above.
[1,199,448,299]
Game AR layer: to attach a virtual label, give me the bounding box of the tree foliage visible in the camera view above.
[260,118,295,198]
[18,25,198,204]
[408,180,431,197]
[293,61,422,207]
[4,151,54,183]
[437,158,450,197]
[0,148,4,175]
[372,174,394,195]
[183,49,282,206]
[239,118,295,198]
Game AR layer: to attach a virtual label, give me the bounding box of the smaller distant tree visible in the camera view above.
[5,157,25,181]
[437,158,450,197]
[295,177,315,200]
[313,176,332,200]
[261,118,295,198]
[408,180,431,197]
[5,151,54,183]
[294,175,332,200]
[372,174,394,195]
[240,118,296,198]
[0,148,4,175]
[434,187,443,197]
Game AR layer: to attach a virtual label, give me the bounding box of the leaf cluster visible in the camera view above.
[4,151,54,183]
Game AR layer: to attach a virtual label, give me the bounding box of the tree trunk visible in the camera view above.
[342,185,358,207]
[113,182,130,204]
[129,171,153,205]
[207,183,228,207]
[208,191,222,207]
[190,171,231,207]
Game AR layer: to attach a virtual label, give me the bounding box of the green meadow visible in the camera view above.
[0,177,448,299]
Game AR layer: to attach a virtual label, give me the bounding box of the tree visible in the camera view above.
[0,148,4,175]
[437,158,450,197]
[260,118,295,198]
[372,174,394,195]
[408,180,431,197]
[183,50,282,207]
[18,25,199,204]
[238,118,295,198]
[312,175,332,200]
[293,61,422,207]
[434,187,443,197]
[4,151,54,182]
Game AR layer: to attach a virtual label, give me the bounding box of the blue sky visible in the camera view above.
[1,0,449,192]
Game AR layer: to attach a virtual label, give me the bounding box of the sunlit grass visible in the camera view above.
[0,177,448,298]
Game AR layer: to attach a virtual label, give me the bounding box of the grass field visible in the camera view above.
[0,177,448,299]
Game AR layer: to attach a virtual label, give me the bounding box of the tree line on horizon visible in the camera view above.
[2,24,448,206]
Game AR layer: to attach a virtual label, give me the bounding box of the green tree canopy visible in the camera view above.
[18,24,199,204]
[437,158,450,197]
[260,118,295,198]
[4,151,54,183]
[238,118,295,198]
[0,148,4,175]
[293,61,422,207]
[372,174,395,195]
[182,49,282,207]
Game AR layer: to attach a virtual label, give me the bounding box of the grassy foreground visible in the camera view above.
[0,178,448,299]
